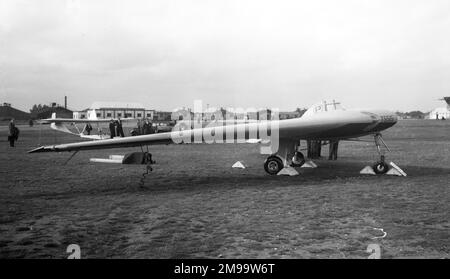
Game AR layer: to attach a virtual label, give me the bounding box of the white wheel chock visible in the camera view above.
[360,162,406,176]
[232,161,247,169]
[360,166,376,175]
[386,162,407,177]
[301,160,317,168]
[277,166,299,176]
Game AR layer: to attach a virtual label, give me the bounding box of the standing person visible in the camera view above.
[109,119,116,139]
[139,118,145,134]
[8,119,17,147]
[307,140,322,159]
[114,120,119,137]
[117,118,125,137]
[328,140,339,160]
[84,123,93,135]
[136,119,142,135]
[143,119,153,134]
[142,119,149,135]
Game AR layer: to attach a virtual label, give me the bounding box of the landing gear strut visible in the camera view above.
[372,133,390,174]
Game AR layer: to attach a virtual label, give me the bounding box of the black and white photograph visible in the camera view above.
[0,0,449,263]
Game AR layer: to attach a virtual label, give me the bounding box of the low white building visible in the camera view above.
[429,97,450,120]
[429,107,450,120]
[73,102,155,120]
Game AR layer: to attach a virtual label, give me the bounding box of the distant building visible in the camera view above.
[173,107,194,121]
[0,103,31,120]
[72,109,88,120]
[181,107,294,121]
[73,102,155,120]
[429,97,450,120]
[35,103,73,119]
[396,111,426,119]
[153,111,172,122]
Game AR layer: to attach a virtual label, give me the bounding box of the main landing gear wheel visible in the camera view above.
[264,156,284,175]
[291,151,306,167]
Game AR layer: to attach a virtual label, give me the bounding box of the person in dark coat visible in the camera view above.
[117,118,125,137]
[328,140,339,160]
[143,119,153,134]
[142,119,148,135]
[136,119,142,135]
[84,123,93,135]
[138,119,144,135]
[109,119,116,139]
[8,119,18,147]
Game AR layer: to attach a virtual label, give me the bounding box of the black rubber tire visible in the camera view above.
[291,151,306,167]
[373,161,389,174]
[264,156,284,175]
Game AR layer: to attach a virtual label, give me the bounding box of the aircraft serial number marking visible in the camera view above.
[380,115,396,122]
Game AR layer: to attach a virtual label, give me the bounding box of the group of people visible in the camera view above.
[81,118,153,138]
[133,119,155,136]
[306,139,340,160]
[109,118,125,139]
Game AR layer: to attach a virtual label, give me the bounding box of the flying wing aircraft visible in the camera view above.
[39,110,138,140]
[29,101,398,175]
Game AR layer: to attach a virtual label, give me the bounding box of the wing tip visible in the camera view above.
[28,146,51,153]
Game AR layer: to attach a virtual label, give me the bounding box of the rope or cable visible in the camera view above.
[139,164,152,188]
[372,228,387,239]
[139,151,154,188]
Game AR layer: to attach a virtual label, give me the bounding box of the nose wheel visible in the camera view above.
[373,155,389,174]
[372,134,390,174]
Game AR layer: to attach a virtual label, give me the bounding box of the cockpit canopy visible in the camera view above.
[302,100,345,118]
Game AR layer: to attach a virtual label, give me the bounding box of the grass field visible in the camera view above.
[0,120,448,258]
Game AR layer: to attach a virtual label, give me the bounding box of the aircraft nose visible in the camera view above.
[382,112,398,123]
[372,111,397,131]
[392,114,398,123]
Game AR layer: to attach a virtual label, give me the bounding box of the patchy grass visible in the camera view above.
[0,120,449,258]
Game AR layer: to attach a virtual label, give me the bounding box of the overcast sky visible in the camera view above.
[1,0,449,112]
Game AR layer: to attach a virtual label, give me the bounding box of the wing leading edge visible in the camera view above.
[28,110,386,154]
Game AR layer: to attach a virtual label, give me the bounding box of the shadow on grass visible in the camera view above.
[14,159,450,200]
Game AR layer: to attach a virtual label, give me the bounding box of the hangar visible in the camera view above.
[0,103,30,121]
[429,97,450,120]
[73,102,155,120]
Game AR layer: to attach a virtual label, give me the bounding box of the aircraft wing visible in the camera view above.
[39,118,136,124]
[29,120,279,153]
[28,110,383,153]
[29,132,174,153]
